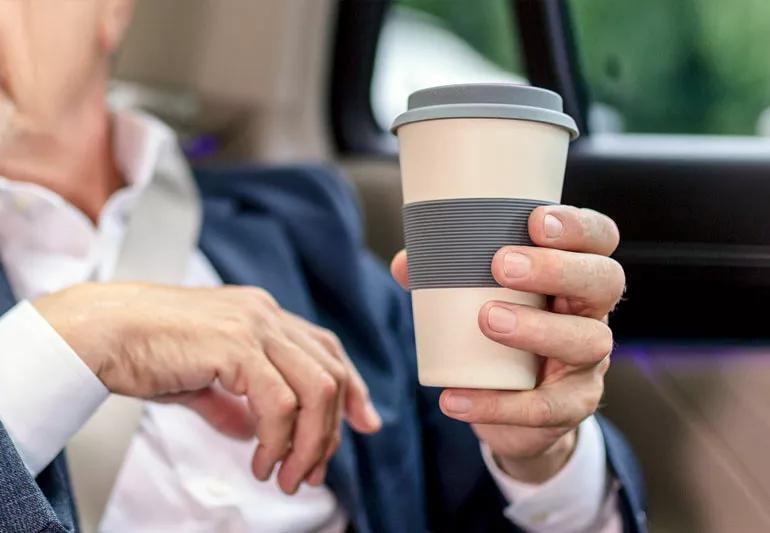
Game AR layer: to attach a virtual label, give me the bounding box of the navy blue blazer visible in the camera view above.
[0,165,646,533]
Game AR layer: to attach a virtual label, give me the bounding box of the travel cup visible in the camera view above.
[392,83,579,390]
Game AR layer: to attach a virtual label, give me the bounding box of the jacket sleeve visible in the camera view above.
[595,414,648,533]
[0,420,77,533]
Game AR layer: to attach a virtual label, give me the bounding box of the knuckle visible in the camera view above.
[527,312,550,347]
[263,442,291,461]
[263,335,293,358]
[591,208,621,247]
[223,316,257,343]
[327,363,351,391]
[543,250,566,285]
[242,286,280,311]
[606,218,621,250]
[583,382,604,418]
[261,438,287,454]
[317,330,344,356]
[525,395,555,426]
[316,372,340,402]
[590,322,615,361]
[570,411,588,428]
[273,392,299,417]
[331,360,350,386]
[577,207,595,235]
[242,309,282,340]
[227,360,251,396]
[606,259,626,300]
[318,354,348,384]
[597,354,612,375]
[582,208,620,245]
[258,333,278,355]
[480,394,500,422]
[254,287,280,308]
[595,376,606,404]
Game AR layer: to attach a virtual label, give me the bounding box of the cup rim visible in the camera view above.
[391,102,579,139]
[390,83,579,140]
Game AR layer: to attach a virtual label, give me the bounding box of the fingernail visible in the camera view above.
[503,252,531,278]
[444,394,472,414]
[544,214,564,238]
[488,306,517,333]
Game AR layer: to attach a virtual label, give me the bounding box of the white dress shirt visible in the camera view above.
[0,109,620,532]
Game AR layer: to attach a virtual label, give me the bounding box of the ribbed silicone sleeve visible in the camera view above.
[403,198,552,289]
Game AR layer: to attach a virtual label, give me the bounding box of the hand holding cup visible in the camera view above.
[391,205,624,482]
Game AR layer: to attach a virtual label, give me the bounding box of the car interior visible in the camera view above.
[114,1,770,531]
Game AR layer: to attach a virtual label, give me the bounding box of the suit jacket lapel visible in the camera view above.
[196,166,433,533]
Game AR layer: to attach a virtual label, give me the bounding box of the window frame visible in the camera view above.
[330,0,393,156]
[330,0,584,156]
[329,0,770,340]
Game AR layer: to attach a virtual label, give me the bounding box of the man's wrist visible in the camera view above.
[493,428,578,484]
[33,286,108,381]
[0,301,109,475]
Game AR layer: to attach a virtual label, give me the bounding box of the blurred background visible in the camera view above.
[114,1,770,531]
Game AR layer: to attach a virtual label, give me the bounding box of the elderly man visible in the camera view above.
[0,1,644,532]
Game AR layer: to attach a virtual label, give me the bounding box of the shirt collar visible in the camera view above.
[0,108,178,216]
[112,109,177,191]
[0,109,183,256]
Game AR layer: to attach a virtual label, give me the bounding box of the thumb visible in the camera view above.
[159,385,257,440]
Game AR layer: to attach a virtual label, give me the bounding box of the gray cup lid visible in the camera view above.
[390,83,579,140]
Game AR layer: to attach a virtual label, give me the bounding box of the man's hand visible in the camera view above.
[34,284,382,494]
[391,205,624,483]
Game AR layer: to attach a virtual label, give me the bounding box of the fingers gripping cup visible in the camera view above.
[391,84,579,390]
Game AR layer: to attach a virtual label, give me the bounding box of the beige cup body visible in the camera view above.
[398,118,570,390]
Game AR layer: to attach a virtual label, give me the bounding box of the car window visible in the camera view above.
[571,0,770,136]
[371,0,527,131]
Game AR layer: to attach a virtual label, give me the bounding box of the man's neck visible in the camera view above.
[0,85,124,223]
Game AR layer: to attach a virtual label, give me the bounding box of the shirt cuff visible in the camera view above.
[0,301,108,476]
[480,415,619,533]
